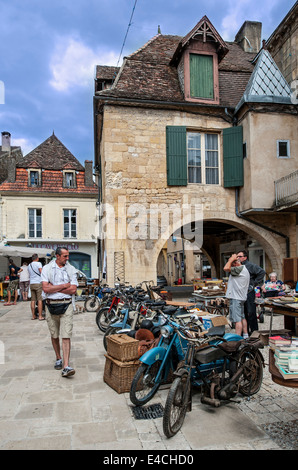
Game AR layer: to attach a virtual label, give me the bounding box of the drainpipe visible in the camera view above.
[235,188,290,258]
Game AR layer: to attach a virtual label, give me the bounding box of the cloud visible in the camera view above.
[12,137,39,156]
[220,0,279,40]
[49,36,118,92]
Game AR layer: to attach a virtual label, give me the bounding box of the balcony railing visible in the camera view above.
[275,170,298,207]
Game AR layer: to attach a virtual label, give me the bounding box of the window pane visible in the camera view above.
[206,168,219,184]
[205,151,218,167]
[205,134,218,150]
[278,141,289,157]
[188,166,201,183]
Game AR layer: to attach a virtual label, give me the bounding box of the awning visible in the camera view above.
[0,245,53,258]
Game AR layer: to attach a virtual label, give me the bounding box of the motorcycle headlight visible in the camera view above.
[161,326,171,338]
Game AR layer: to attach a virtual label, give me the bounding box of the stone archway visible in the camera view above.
[152,209,286,281]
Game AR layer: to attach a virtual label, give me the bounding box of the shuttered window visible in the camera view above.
[223,126,244,187]
[190,54,214,100]
[166,127,219,186]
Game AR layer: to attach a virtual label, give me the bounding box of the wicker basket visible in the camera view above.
[103,354,140,394]
[106,334,139,362]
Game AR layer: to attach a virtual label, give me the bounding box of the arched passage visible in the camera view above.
[153,211,286,283]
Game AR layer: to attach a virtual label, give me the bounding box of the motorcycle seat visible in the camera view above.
[217,340,243,353]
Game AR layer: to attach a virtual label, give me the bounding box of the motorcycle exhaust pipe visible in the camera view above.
[201,395,221,408]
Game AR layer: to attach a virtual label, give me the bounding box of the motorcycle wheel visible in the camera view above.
[237,349,264,396]
[130,362,163,406]
[163,374,190,438]
[84,296,101,312]
[95,307,117,333]
[103,326,122,350]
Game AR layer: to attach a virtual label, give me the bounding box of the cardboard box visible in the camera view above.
[200,314,228,330]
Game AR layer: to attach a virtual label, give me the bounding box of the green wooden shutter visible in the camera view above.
[223,126,244,187]
[190,54,214,99]
[166,126,187,186]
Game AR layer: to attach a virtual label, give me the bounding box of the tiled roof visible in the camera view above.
[0,168,98,195]
[18,133,84,171]
[0,134,98,195]
[96,34,256,108]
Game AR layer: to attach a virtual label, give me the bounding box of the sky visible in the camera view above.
[0,0,296,165]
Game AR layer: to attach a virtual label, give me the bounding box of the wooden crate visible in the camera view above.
[103,354,140,394]
[106,334,139,362]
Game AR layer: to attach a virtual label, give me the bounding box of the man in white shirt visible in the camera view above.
[28,254,43,320]
[224,253,250,338]
[41,247,78,377]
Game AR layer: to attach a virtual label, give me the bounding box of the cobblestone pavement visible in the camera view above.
[0,300,297,451]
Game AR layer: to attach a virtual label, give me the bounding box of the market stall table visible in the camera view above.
[264,297,298,388]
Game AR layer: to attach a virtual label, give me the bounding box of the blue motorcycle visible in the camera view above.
[129,314,199,406]
[162,325,264,437]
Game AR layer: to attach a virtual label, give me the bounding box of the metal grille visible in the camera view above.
[114,251,125,283]
[131,403,164,420]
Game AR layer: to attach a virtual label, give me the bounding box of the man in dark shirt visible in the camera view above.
[237,250,265,334]
[5,258,20,305]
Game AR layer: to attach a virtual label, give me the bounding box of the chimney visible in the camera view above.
[84,160,93,187]
[7,156,16,183]
[1,131,11,152]
[235,21,262,53]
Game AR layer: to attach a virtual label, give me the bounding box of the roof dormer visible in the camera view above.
[171,16,229,105]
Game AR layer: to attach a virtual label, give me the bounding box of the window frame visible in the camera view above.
[277,140,290,159]
[187,131,220,185]
[184,49,219,104]
[63,170,77,188]
[28,208,42,238]
[63,208,77,239]
[28,169,41,187]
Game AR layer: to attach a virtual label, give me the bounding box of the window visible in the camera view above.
[28,208,42,238]
[277,140,290,158]
[28,170,41,187]
[63,170,76,188]
[187,132,219,184]
[63,209,77,238]
[190,54,214,100]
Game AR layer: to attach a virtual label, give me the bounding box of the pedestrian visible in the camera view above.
[41,247,78,378]
[236,250,265,335]
[5,258,20,305]
[19,262,30,301]
[28,254,43,320]
[224,253,249,338]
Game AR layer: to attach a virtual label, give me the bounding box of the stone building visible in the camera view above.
[93,14,297,286]
[0,133,98,278]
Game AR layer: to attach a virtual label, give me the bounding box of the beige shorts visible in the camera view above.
[30,283,43,301]
[45,303,73,339]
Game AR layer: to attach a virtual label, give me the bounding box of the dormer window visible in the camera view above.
[28,169,41,187]
[185,50,219,104]
[171,17,228,106]
[63,170,76,188]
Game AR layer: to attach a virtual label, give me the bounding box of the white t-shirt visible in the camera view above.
[19,265,30,282]
[28,261,42,284]
[226,265,250,301]
[41,262,78,300]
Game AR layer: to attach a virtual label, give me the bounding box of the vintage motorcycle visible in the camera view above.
[129,313,202,407]
[162,325,264,438]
